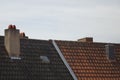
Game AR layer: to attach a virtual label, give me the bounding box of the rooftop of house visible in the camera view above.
[0,36,73,80]
[55,40,120,80]
[0,25,120,80]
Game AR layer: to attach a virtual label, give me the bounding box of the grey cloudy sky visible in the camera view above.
[0,0,120,43]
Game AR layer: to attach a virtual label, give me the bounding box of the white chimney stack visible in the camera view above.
[5,24,20,57]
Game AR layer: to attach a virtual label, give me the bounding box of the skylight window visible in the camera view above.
[40,56,50,63]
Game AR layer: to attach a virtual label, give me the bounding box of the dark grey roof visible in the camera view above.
[0,36,73,80]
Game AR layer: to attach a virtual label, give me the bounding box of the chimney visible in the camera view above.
[78,37,93,43]
[20,32,28,39]
[5,24,20,57]
[105,44,115,61]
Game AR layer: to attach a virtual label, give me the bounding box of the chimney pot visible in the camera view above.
[20,32,28,39]
[12,25,16,29]
[20,32,25,37]
[8,24,13,29]
[8,24,16,29]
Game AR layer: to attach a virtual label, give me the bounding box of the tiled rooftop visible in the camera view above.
[0,25,120,80]
[0,36,73,80]
[55,40,120,80]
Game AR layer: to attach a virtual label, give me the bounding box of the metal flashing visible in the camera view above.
[10,56,21,60]
[52,40,78,80]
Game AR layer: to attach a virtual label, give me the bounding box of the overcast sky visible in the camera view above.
[0,0,120,43]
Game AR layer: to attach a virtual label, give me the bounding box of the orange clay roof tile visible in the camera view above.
[56,40,120,80]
